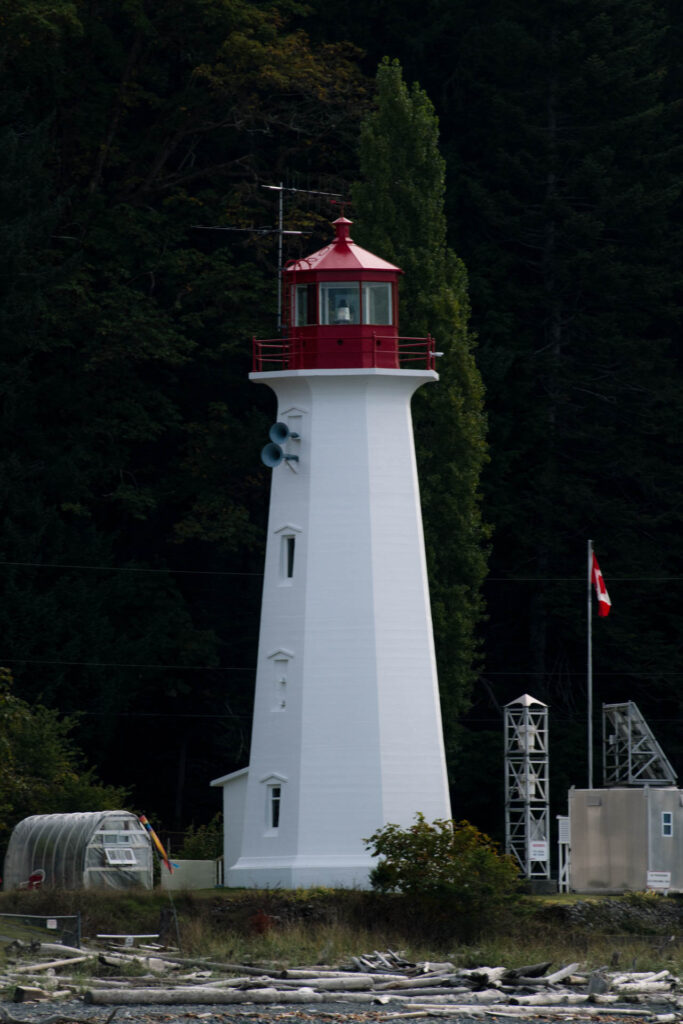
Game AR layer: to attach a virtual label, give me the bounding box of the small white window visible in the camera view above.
[662,811,673,837]
[105,847,137,865]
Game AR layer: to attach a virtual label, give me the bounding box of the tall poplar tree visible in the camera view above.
[352,59,489,774]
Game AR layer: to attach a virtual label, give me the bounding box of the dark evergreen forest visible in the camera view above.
[2,0,682,846]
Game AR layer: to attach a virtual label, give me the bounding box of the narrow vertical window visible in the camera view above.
[662,811,673,837]
[270,786,281,829]
[280,534,295,580]
[294,284,315,326]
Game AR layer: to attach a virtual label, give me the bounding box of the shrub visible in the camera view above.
[177,813,223,859]
[365,814,520,939]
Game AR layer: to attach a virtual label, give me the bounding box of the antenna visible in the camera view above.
[261,184,344,331]
[192,182,344,331]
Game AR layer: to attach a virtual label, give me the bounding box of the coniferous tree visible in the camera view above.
[0,0,369,827]
[352,59,489,778]
[444,0,683,798]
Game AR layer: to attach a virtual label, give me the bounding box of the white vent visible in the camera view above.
[105,847,137,865]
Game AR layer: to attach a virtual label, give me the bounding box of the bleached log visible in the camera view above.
[376,987,471,998]
[39,944,87,958]
[98,952,178,972]
[85,985,325,1005]
[300,975,378,991]
[13,988,71,1003]
[613,971,672,984]
[13,956,91,974]
[512,992,589,1006]
[485,1008,650,1019]
[323,991,409,1004]
[458,967,507,987]
[503,962,552,981]
[402,990,506,1005]
[612,981,674,993]
[284,969,402,982]
[520,962,581,987]
[375,973,460,991]
[622,992,676,1005]
[138,954,274,976]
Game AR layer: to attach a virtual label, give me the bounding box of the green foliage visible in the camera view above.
[365,814,519,939]
[0,0,370,828]
[0,670,128,852]
[366,814,518,896]
[352,59,489,748]
[177,812,223,859]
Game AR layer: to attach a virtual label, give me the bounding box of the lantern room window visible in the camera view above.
[319,283,360,325]
[362,282,393,325]
[295,284,315,326]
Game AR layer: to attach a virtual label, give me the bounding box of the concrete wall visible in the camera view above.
[160,859,217,891]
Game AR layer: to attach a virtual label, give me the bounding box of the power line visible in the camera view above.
[484,670,683,676]
[0,560,262,577]
[0,657,253,672]
[75,710,251,720]
[0,557,679,581]
[486,576,683,582]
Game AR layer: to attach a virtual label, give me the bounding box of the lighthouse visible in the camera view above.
[211,217,451,888]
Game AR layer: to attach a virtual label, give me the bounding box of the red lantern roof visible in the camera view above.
[285,217,403,274]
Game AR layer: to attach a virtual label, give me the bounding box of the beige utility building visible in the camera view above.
[568,786,683,893]
[564,702,680,893]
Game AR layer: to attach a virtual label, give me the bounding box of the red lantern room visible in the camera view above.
[252,218,436,372]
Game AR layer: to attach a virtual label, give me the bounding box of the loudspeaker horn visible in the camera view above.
[261,443,299,468]
[261,442,284,467]
[269,421,300,444]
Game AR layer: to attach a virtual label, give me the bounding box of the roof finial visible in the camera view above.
[333,216,352,244]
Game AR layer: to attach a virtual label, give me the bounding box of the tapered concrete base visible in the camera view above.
[226,853,376,890]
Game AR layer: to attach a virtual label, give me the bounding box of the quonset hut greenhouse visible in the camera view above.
[3,811,154,890]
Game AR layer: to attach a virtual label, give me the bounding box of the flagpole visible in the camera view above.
[587,538,593,789]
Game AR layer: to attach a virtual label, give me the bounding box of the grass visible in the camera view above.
[2,888,683,976]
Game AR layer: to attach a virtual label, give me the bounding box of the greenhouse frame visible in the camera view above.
[3,811,154,890]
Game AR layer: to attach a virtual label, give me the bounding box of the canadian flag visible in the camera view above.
[591,553,611,618]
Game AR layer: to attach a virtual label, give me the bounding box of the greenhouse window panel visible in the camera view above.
[104,847,137,865]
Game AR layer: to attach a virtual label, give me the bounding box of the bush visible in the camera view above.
[365,814,520,939]
[177,813,223,859]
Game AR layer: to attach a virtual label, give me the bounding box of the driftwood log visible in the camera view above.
[5,941,683,1015]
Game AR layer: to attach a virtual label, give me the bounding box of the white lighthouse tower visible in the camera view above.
[212,217,451,888]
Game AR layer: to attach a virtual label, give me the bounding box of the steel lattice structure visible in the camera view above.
[504,694,550,879]
[603,701,677,786]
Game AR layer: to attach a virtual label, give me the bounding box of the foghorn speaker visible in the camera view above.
[269,421,300,444]
[261,442,284,468]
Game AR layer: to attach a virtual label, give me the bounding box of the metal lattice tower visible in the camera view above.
[603,701,677,786]
[504,694,550,879]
